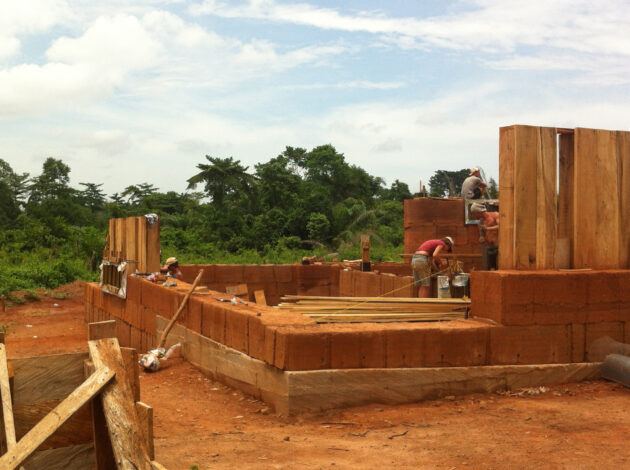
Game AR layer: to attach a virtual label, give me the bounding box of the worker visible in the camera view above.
[461,167,487,199]
[479,211,499,245]
[412,236,454,298]
[160,257,183,280]
[478,212,499,270]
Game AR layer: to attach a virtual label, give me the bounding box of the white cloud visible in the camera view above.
[0,0,71,60]
[191,0,630,81]
[47,15,162,76]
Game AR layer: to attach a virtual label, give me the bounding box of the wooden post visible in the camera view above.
[88,338,152,470]
[361,234,371,272]
[0,344,16,450]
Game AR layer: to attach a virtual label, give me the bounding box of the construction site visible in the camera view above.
[2,124,630,468]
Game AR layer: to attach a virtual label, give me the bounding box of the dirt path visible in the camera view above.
[4,284,630,469]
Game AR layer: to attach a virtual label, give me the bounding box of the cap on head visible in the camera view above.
[469,167,480,176]
[165,257,178,267]
[443,236,454,249]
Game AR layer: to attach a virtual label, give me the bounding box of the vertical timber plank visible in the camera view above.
[135,402,154,460]
[84,360,116,470]
[88,339,152,470]
[498,126,515,269]
[574,128,620,268]
[617,131,630,268]
[536,127,557,269]
[557,132,575,267]
[137,217,147,273]
[146,218,161,273]
[513,125,538,269]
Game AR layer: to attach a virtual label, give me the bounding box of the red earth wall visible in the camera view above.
[471,270,630,362]
[84,265,625,371]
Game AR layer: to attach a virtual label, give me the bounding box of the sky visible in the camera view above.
[1,0,630,196]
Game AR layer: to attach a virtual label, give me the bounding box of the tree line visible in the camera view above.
[0,144,494,293]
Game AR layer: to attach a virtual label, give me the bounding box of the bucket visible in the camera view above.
[451,273,470,298]
[437,275,451,299]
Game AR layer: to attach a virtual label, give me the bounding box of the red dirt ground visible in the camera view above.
[3,283,630,469]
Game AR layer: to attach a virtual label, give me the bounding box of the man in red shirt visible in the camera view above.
[412,237,453,298]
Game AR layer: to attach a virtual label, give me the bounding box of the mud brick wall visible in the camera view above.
[179,264,340,306]
[404,197,483,271]
[338,270,416,297]
[471,270,630,362]
[86,276,581,370]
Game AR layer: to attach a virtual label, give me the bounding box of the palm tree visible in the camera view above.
[187,156,255,209]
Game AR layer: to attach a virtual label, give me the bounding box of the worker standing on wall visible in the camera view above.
[160,257,183,280]
[412,237,454,298]
[461,167,487,199]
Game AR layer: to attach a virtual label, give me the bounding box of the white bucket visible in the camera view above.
[437,275,451,299]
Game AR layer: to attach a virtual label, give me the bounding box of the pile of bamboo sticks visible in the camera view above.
[277,295,470,323]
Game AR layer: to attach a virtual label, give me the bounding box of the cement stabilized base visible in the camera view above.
[157,316,601,414]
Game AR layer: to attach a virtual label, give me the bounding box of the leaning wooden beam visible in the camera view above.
[0,367,114,470]
[88,338,152,470]
[0,344,16,449]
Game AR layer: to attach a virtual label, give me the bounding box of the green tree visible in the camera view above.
[380,179,412,201]
[121,183,158,206]
[0,158,29,208]
[187,156,255,209]
[487,177,499,199]
[306,212,330,243]
[79,182,106,211]
[429,169,469,197]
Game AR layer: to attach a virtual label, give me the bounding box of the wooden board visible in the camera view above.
[254,290,267,306]
[0,344,16,449]
[88,339,152,470]
[12,353,89,405]
[89,320,116,341]
[146,219,161,273]
[573,128,620,268]
[136,402,154,460]
[535,127,557,269]
[513,125,539,269]
[14,400,93,449]
[498,126,515,269]
[617,131,630,268]
[22,443,95,470]
[0,367,114,469]
[137,217,148,273]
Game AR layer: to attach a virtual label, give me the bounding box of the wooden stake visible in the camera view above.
[0,344,16,450]
[88,338,152,470]
[157,269,203,350]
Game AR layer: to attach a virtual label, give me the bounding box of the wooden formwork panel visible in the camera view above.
[499,125,557,270]
[105,216,160,273]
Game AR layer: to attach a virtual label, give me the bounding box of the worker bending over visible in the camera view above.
[161,257,183,280]
[461,167,486,199]
[412,237,454,298]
